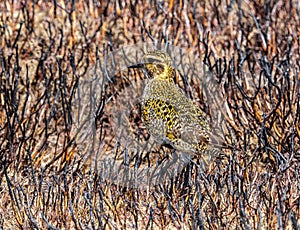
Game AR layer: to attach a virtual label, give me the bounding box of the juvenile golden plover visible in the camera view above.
[128,50,215,154]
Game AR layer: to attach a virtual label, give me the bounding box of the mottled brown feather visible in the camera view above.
[132,50,218,154]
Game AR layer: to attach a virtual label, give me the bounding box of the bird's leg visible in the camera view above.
[149,147,182,184]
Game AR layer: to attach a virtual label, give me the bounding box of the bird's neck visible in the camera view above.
[155,67,175,82]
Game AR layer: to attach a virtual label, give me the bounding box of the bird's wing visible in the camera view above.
[142,98,211,153]
[142,98,180,143]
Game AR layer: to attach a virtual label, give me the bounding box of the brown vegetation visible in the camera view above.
[0,0,299,229]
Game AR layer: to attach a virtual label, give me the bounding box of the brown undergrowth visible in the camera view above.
[0,1,299,229]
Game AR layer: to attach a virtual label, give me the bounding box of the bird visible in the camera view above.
[128,50,218,155]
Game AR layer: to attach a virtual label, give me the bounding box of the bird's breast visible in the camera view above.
[142,79,182,104]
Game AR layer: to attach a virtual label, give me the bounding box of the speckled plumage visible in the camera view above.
[130,50,211,154]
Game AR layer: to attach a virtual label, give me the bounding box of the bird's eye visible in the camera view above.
[147,58,157,63]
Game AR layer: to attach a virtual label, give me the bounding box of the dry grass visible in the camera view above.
[0,0,299,229]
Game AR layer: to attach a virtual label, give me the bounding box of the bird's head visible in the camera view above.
[128,51,174,80]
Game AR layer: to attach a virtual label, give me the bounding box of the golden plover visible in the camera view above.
[128,50,214,154]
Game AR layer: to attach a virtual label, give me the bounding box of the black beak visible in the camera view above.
[127,63,145,69]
